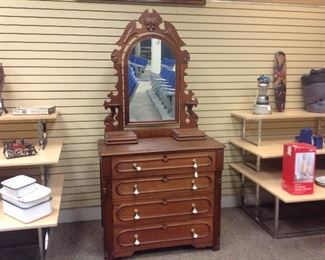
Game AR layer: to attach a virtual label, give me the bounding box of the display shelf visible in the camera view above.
[231,110,325,146]
[0,174,64,232]
[0,138,63,167]
[230,162,325,204]
[230,138,325,159]
[230,109,325,238]
[0,111,63,259]
[0,111,59,150]
[0,112,58,122]
[231,110,325,121]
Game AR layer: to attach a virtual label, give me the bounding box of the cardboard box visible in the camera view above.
[282,143,316,195]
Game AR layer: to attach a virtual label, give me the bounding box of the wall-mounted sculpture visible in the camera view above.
[273,51,286,112]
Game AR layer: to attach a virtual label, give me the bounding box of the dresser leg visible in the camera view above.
[212,238,220,251]
[104,250,114,260]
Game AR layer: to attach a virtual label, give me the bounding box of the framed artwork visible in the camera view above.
[102,0,206,5]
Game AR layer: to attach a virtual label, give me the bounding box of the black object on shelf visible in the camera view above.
[0,63,8,116]
[301,68,325,113]
[3,139,38,159]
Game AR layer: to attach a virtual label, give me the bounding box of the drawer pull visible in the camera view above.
[193,159,198,169]
[192,203,198,214]
[132,163,142,172]
[162,176,168,182]
[134,234,140,245]
[161,224,167,230]
[191,180,198,191]
[134,209,140,220]
[133,185,139,195]
[191,228,199,239]
[193,159,198,178]
[162,154,168,162]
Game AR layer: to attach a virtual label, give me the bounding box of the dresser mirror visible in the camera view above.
[104,9,205,144]
[128,38,176,123]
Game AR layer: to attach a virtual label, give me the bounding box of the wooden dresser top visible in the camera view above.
[98,136,224,157]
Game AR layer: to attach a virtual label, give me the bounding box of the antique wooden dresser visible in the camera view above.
[98,136,223,259]
[98,9,224,259]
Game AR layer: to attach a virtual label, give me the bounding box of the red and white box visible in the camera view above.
[282,143,316,195]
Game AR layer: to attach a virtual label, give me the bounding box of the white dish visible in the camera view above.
[1,175,37,197]
[0,184,51,208]
[315,176,325,187]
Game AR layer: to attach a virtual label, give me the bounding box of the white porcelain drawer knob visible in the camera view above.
[132,163,141,172]
[191,228,198,239]
[192,203,198,214]
[193,159,198,178]
[134,234,140,245]
[134,209,140,220]
[193,159,198,169]
[192,180,198,191]
[133,184,139,195]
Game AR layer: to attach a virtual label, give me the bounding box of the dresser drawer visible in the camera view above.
[113,194,214,225]
[112,150,215,179]
[114,218,213,252]
[112,172,214,200]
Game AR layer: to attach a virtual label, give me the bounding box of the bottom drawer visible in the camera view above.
[114,218,213,255]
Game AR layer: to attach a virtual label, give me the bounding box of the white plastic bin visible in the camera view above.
[0,183,52,223]
[2,198,52,223]
[1,175,37,197]
[0,183,51,208]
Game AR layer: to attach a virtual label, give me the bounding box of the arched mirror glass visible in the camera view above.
[127,38,176,123]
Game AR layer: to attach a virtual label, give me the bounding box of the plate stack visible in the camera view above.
[0,175,52,223]
[315,176,325,187]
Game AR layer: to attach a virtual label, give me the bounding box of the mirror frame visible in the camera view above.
[104,9,200,138]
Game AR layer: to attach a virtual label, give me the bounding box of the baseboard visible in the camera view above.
[221,195,240,208]
[59,206,102,223]
[59,195,241,223]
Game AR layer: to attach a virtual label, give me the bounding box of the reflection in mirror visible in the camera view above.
[128,38,176,122]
